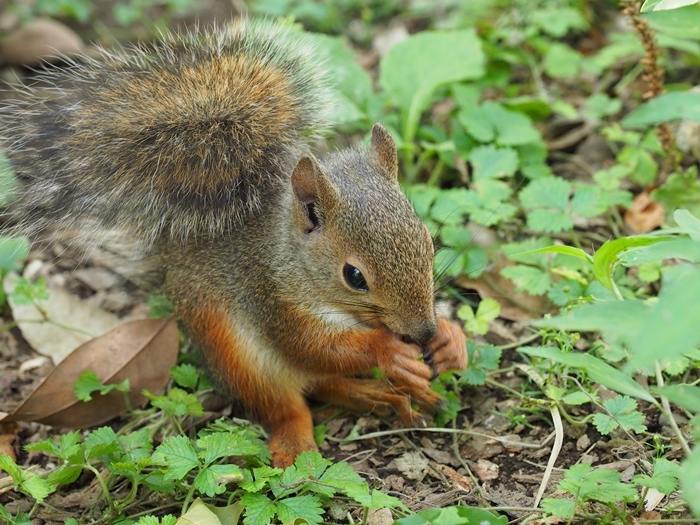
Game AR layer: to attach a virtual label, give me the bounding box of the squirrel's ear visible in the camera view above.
[291,156,322,205]
[371,123,398,182]
[291,156,338,231]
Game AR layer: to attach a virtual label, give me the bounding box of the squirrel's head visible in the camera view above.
[289,123,437,346]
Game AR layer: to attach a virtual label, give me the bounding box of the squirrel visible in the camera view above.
[0,19,468,467]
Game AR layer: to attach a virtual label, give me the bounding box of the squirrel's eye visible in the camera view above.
[343,264,368,292]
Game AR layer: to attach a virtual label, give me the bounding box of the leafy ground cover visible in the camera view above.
[1,0,700,524]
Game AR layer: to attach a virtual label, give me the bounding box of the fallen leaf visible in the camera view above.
[393,451,429,481]
[434,463,475,492]
[368,508,394,525]
[473,458,499,482]
[624,191,665,233]
[644,487,665,511]
[456,257,555,321]
[5,272,122,364]
[0,316,179,428]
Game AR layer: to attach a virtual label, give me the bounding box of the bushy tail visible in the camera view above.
[1,19,332,248]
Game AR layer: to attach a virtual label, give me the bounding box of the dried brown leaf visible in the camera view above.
[624,191,665,233]
[0,316,179,428]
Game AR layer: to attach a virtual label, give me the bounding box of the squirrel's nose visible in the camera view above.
[402,319,437,347]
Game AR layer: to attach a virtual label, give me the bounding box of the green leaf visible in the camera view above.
[0,455,53,503]
[571,184,608,217]
[84,426,123,459]
[675,209,700,240]
[197,432,264,464]
[543,43,582,78]
[622,91,700,128]
[562,391,593,405]
[500,265,552,295]
[460,342,501,386]
[645,4,700,40]
[633,457,679,494]
[642,0,699,12]
[520,177,571,211]
[592,235,675,292]
[517,245,594,264]
[152,436,200,481]
[194,464,244,497]
[380,30,485,141]
[652,169,700,218]
[275,495,324,525]
[293,451,331,481]
[593,395,646,434]
[394,506,507,525]
[679,447,700,516]
[241,493,277,525]
[541,498,576,518]
[459,102,540,146]
[306,34,372,128]
[519,347,655,403]
[0,237,29,273]
[620,238,700,266]
[170,364,200,389]
[652,384,700,413]
[469,145,519,181]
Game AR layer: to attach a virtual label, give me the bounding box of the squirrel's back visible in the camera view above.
[1,19,332,246]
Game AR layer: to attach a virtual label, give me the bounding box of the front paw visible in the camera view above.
[423,317,467,377]
[375,329,433,391]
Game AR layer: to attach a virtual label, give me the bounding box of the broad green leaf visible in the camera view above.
[521,243,593,266]
[500,265,551,295]
[633,458,679,494]
[275,495,324,525]
[535,266,700,373]
[652,384,700,413]
[541,498,576,518]
[622,91,700,128]
[679,447,700,516]
[306,34,372,128]
[526,209,574,233]
[674,209,700,240]
[592,236,675,292]
[197,432,263,464]
[84,427,122,460]
[519,347,655,403]
[520,177,571,211]
[241,493,277,525]
[543,43,582,78]
[652,169,700,218]
[170,364,200,389]
[593,396,647,435]
[642,0,698,12]
[459,102,539,146]
[469,145,519,180]
[394,506,507,525]
[562,391,594,405]
[380,30,485,141]
[152,436,200,481]
[571,184,608,217]
[645,4,700,40]
[0,236,29,273]
[620,238,700,266]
